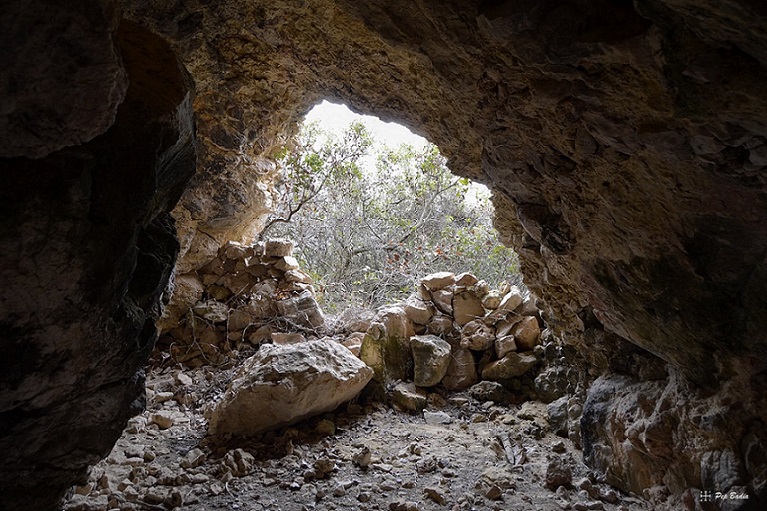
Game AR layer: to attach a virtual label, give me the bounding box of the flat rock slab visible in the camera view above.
[207,340,373,437]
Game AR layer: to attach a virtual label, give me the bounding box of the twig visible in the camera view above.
[496,432,526,467]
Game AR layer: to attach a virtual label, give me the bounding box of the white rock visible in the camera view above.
[410,335,451,387]
[495,335,517,358]
[404,293,435,325]
[285,269,313,284]
[274,256,300,271]
[420,272,455,291]
[208,341,373,437]
[498,287,524,312]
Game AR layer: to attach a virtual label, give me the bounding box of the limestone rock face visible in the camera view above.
[207,341,373,437]
[5,0,767,507]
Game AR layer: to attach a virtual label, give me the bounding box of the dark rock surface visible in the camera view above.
[0,15,196,511]
[1,0,766,509]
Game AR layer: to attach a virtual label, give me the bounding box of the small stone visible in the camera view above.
[545,456,573,490]
[424,411,453,425]
[150,412,174,430]
[424,486,447,505]
[392,382,427,412]
[551,440,567,453]
[352,446,372,468]
[164,491,183,509]
[315,418,336,436]
[180,448,206,469]
[485,485,503,500]
[358,491,373,502]
[176,372,193,386]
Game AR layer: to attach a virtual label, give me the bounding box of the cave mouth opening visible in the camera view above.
[61,96,570,511]
[261,99,525,315]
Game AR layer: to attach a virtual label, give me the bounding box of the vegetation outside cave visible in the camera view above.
[261,105,523,313]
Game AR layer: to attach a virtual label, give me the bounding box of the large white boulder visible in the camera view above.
[207,340,373,437]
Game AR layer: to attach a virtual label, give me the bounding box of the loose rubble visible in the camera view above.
[63,241,651,511]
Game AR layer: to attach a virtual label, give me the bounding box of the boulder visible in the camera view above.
[513,316,541,351]
[274,255,300,271]
[482,352,538,380]
[193,300,229,323]
[410,335,451,387]
[207,341,373,436]
[264,238,294,257]
[495,335,517,359]
[469,381,510,404]
[442,347,479,391]
[481,290,502,310]
[420,271,455,291]
[431,288,454,315]
[427,315,453,335]
[404,293,435,325]
[391,382,427,412]
[460,319,494,351]
[336,306,377,333]
[275,290,325,330]
[359,306,414,383]
[455,272,479,288]
[498,287,524,312]
[452,290,486,326]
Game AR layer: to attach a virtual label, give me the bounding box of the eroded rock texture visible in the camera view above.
[3,0,767,509]
[0,9,196,511]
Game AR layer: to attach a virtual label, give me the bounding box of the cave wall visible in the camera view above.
[2,0,767,509]
[0,7,196,511]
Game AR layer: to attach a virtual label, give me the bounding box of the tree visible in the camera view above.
[268,122,521,312]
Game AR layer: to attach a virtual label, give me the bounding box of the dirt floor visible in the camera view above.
[63,359,650,511]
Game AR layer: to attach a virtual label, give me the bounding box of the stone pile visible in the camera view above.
[360,271,544,405]
[158,239,325,367]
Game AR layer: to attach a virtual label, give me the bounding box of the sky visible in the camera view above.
[304,100,429,151]
[303,100,490,202]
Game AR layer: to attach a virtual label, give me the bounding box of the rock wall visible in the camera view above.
[0,10,196,511]
[3,0,767,509]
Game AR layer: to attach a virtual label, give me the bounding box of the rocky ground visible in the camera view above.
[63,358,649,511]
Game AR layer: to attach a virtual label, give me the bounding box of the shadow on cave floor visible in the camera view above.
[61,359,650,511]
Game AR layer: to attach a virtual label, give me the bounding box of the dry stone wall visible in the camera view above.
[158,239,324,367]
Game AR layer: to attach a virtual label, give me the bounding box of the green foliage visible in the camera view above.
[267,121,521,312]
